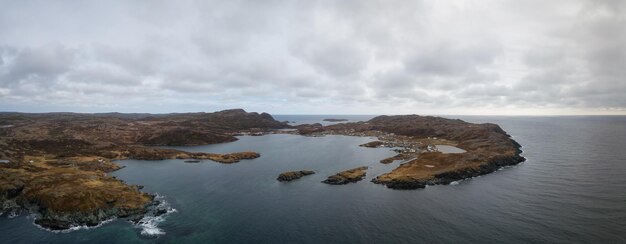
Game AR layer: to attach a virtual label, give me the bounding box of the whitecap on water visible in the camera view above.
[136,216,166,236]
[133,193,177,237]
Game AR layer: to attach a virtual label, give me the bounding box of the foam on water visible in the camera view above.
[34,217,117,234]
[134,193,177,236]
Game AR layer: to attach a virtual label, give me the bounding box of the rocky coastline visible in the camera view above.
[0,109,285,230]
[372,154,525,189]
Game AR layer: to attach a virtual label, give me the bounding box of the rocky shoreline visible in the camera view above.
[372,154,525,189]
[0,159,155,230]
[0,152,260,231]
[0,109,283,231]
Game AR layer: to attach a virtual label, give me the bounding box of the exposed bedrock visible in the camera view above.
[277,170,315,182]
[322,167,368,185]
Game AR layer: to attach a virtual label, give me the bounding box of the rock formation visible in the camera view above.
[276,170,315,182]
[322,166,368,185]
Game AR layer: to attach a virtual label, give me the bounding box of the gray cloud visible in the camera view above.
[0,0,624,114]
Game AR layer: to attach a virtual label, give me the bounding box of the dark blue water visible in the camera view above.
[1,116,625,243]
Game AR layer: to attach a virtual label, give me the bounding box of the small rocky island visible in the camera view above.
[322,166,369,185]
[322,118,349,122]
[277,170,315,182]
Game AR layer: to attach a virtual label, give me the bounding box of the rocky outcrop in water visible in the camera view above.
[322,166,368,185]
[277,170,315,182]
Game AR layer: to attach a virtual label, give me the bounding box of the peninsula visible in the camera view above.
[296,115,525,189]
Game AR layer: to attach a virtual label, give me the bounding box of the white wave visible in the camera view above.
[450,181,459,185]
[136,215,166,236]
[34,217,117,234]
[133,194,177,236]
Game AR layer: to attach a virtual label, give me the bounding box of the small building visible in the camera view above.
[426,145,438,152]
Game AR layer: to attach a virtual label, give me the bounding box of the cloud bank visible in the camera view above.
[0,0,624,114]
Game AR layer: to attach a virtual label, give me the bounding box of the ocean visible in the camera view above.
[1,115,625,243]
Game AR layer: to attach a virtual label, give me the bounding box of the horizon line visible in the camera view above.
[1,111,625,117]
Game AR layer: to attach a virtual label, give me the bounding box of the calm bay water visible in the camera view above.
[1,116,625,243]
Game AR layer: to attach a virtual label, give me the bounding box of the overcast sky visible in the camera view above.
[0,0,624,115]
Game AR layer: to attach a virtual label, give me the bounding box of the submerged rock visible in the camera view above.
[276,170,315,182]
[322,166,368,185]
